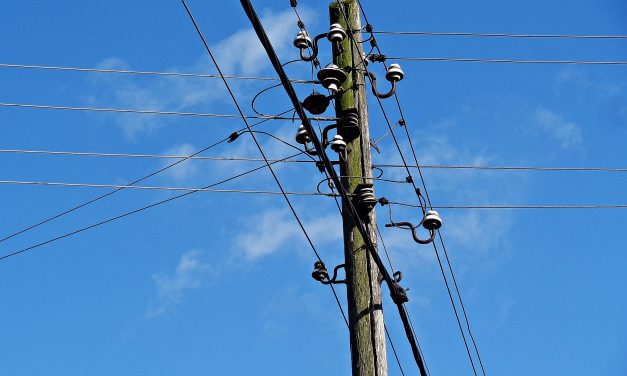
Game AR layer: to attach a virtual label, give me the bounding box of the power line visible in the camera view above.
[6,148,627,173]
[335,4,430,374]
[0,179,338,196]
[0,102,336,121]
[390,201,627,209]
[357,3,487,374]
[0,62,314,83]
[0,108,294,245]
[386,56,627,65]
[181,0,349,327]
[0,151,306,261]
[381,164,627,172]
[372,30,627,39]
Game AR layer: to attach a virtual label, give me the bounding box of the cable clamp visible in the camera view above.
[312,261,346,285]
[227,132,240,143]
[391,282,409,304]
[368,53,386,63]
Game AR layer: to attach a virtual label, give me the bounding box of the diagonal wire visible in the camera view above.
[180,0,348,326]
[335,3,431,374]
[0,109,291,245]
[354,1,483,374]
[0,151,304,261]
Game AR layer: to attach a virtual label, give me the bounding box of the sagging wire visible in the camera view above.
[0,105,295,246]
[0,150,309,261]
[182,0,350,329]
[354,2,487,375]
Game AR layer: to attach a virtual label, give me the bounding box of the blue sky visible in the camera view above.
[1,0,626,375]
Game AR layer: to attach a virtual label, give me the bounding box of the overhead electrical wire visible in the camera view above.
[390,202,627,209]
[372,30,627,40]
[0,102,336,121]
[356,2,485,374]
[0,179,338,196]
[0,151,306,261]
[180,0,349,327]
[0,108,293,245]
[241,1,434,375]
[0,62,314,83]
[6,148,627,173]
[386,56,627,65]
[324,3,430,375]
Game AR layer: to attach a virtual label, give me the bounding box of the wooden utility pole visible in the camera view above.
[331,2,388,375]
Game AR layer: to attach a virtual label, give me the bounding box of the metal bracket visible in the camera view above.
[312,261,346,285]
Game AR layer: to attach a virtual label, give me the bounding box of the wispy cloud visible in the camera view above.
[159,143,200,182]
[234,209,342,260]
[145,250,215,317]
[86,7,311,138]
[534,107,583,149]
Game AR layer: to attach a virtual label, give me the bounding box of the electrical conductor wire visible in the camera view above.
[180,0,348,326]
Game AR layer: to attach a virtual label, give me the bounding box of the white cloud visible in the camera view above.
[235,209,342,260]
[86,8,311,138]
[444,210,512,254]
[214,8,310,76]
[160,143,199,182]
[534,107,583,149]
[145,250,215,317]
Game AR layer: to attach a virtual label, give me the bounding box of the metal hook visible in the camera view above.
[385,221,436,245]
[367,71,398,99]
[299,33,327,62]
[312,261,346,285]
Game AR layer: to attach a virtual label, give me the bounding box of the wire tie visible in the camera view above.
[365,24,374,33]
[297,20,305,29]
[378,196,389,206]
[227,132,240,143]
[290,0,297,7]
[405,175,413,183]
[368,53,386,62]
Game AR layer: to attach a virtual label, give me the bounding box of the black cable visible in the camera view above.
[356,3,487,374]
[0,62,316,82]
[181,0,348,326]
[372,30,627,39]
[239,1,428,375]
[384,325,407,376]
[0,108,292,245]
[388,56,627,65]
[0,151,305,261]
[0,102,330,120]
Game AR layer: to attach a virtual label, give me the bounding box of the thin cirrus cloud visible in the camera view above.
[534,106,583,149]
[235,209,342,261]
[85,7,313,138]
[145,250,215,318]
